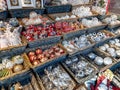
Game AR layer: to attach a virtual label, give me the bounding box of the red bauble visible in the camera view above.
[28,52,35,56]
[29,55,37,62]
[35,48,43,55]
[32,60,40,65]
[37,54,44,60]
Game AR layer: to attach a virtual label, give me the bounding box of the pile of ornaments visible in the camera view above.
[64,56,94,79]
[0,55,24,78]
[85,70,120,90]
[68,0,90,5]
[27,45,65,66]
[103,15,120,25]
[92,6,106,15]
[0,0,7,11]
[41,65,75,90]
[0,25,22,49]
[87,31,113,43]
[62,35,91,53]
[72,6,92,17]
[22,21,84,41]
[22,12,50,26]
[88,53,113,66]
[99,39,120,58]
[82,17,102,27]
[55,14,77,21]
[0,18,19,28]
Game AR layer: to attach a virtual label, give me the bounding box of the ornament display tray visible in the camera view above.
[24,44,67,71]
[0,36,27,57]
[23,23,62,48]
[95,37,120,62]
[61,55,98,84]
[34,64,76,90]
[81,47,117,72]
[0,72,41,90]
[0,54,30,82]
[48,12,79,21]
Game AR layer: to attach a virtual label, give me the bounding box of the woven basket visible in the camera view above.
[34,64,76,90]
[95,40,120,62]
[26,35,62,48]
[88,30,115,44]
[72,5,99,19]
[81,47,117,72]
[0,36,27,57]
[24,44,67,70]
[10,8,45,18]
[0,11,8,20]
[1,73,41,90]
[61,56,98,84]
[0,54,30,82]
[48,12,78,21]
[45,4,72,14]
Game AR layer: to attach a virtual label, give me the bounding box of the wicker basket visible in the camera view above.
[81,47,117,72]
[45,4,72,14]
[26,35,62,48]
[1,73,41,90]
[24,44,67,70]
[10,8,45,18]
[0,54,30,82]
[95,41,120,62]
[72,5,99,19]
[34,64,76,90]
[61,35,95,56]
[61,56,98,84]
[0,11,8,20]
[88,30,115,44]
[0,36,27,57]
[62,28,87,40]
[48,12,78,21]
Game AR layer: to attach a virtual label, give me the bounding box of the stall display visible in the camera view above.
[0,0,120,89]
